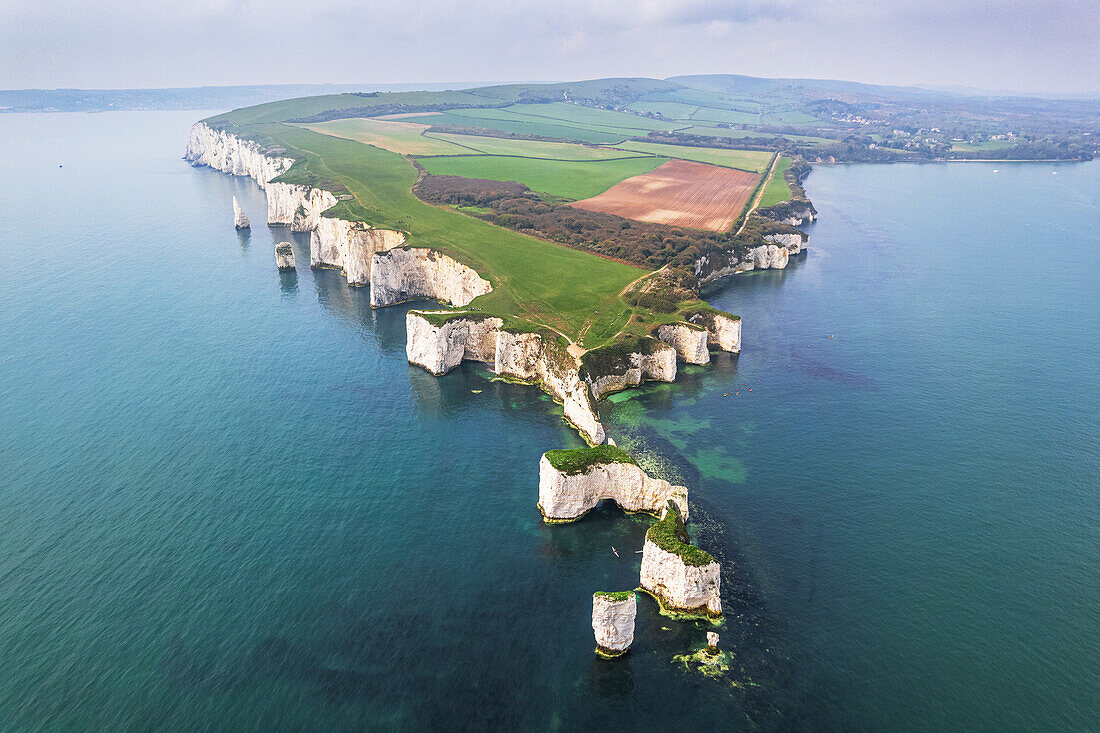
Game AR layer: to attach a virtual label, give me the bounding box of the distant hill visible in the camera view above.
[0,82,504,113]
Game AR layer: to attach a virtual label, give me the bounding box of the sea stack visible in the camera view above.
[275,242,295,271]
[538,445,688,523]
[233,196,250,229]
[592,591,636,657]
[707,631,719,653]
[639,501,722,618]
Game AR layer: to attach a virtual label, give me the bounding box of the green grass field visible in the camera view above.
[417,154,666,200]
[676,125,833,144]
[611,141,772,172]
[625,101,698,119]
[399,111,629,144]
[499,102,685,133]
[424,134,652,160]
[689,107,760,125]
[252,124,644,344]
[757,157,794,207]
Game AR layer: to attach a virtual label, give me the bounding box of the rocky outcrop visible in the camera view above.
[707,631,719,652]
[275,242,295,271]
[694,244,790,284]
[758,201,817,227]
[404,312,604,444]
[233,196,250,229]
[639,503,722,617]
[764,232,806,256]
[592,592,636,657]
[656,323,710,365]
[311,218,405,285]
[405,312,503,375]
[371,248,492,308]
[185,122,293,188]
[265,182,338,231]
[581,337,677,401]
[538,449,688,522]
[750,243,790,270]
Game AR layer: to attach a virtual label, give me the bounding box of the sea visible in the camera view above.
[1,110,1097,731]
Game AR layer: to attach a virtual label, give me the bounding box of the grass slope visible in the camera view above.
[417,154,667,200]
[256,124,643,343]
[611,141,772,172]
[758,156,794,207]
[401,111,629,144]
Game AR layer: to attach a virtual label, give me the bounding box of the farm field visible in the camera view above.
[253,123,644,343]
[612,141,773,172]
[758,156,794,207]
[625,101,698,119]
[418,154,667,200]
[398,111,629,144]
[690,107,760,125]
[299,118,472,155]
[498,102,685,133]
[569,159,760,231]
[676,125,834,144]
[425,134,653,160]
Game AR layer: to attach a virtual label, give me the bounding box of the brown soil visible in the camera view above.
[568,159,759,232]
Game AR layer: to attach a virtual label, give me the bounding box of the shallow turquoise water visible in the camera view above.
[1,112,1097,730]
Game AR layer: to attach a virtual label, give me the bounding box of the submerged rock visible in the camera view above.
[233,196,250,230]
[592,591,636,657]
[538,445,688,522]
[275,242,295,271]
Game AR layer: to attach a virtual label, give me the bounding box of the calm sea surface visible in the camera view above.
[1,111,1097,731]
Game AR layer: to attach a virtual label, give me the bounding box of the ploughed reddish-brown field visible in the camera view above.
[568,159,759,231]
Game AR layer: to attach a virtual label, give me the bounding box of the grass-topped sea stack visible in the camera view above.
[640,501,722,619]
[538,445,688,523]
[592,591,637,658]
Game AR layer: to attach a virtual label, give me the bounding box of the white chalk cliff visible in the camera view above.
[640,539,722,617]
[656,323,710,365]
[592,593,637,656]
[585,341,677,401]
[266,183,339,231]
[312,218,406,285]
[405,312,604,444]
[233,196,250,229]
[684,312,741,354]
[764,232,806,255]
[185,123,293,189]
[372,248,492,308]
[538,454,688,522]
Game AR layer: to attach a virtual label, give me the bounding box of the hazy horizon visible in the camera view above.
[3,0,1098,95]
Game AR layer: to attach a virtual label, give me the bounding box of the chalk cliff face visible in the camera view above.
[694,245,789,284]
[265,182,338,231]
[750,243,790,270]
[688,313,741,354]
[185,122,292,188]
[312,218,405,285]
[405,312,605,444]
[640,540,722,617]
[233,196,250,229]
[764,232,806,255]
[371,248,492,308]
[538,455,689,522]
[656,324,710,365]
[592,593,637,656]
[405,313,504,376]
[585,343,677,401]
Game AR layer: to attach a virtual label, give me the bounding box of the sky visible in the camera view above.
[2,0,1098,95]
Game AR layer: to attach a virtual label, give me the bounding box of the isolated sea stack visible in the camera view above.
[275,241,295,271]
[592,591,636,657]
[233,196,250,229]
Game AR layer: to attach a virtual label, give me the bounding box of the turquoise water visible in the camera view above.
[1,111,1097,730]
